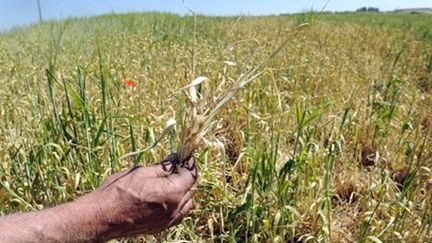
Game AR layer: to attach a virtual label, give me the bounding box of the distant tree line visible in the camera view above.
[356,7,380,12]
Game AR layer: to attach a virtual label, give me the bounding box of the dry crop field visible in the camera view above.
[0,12,431,242]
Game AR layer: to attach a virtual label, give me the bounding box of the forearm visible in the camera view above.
[0,194,107,243]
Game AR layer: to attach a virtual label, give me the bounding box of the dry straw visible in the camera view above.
[120,22,308,167]
[172,23,309,166]
[119,0,309,166]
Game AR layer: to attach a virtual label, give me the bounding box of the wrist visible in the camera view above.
[79,187,132,241]
[39,192,109,242]
[68,191,112,242]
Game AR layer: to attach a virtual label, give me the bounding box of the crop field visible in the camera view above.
[0,12,431,242]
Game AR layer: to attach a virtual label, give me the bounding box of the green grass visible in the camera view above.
[0,12,431,242]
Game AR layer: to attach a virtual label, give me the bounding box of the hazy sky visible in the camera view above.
[1,0,431,32]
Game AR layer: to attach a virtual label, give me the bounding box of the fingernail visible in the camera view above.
[186,157,195,169]
[187,157,197,178]
[160,160,174,173]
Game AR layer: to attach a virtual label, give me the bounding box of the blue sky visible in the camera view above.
[1,0,431,31]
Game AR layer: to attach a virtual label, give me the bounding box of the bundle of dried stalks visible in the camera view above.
[173,23,309,166]
[121,23,308,168]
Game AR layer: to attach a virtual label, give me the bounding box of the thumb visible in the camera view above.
[148,153,180,177]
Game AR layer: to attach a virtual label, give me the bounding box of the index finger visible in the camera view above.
[168,157,197,191]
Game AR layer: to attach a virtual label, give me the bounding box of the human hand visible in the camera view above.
[0,154,197,243]
[88,154,198,240]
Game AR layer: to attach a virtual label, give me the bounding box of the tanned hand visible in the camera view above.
[0,154,197,243]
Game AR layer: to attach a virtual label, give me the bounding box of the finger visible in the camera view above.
[156,153,180,176]
[168,158,197,192]
[169,199,194,227]
[150,154,197,178]
[134,154,180,178]
[183,156,198,179]
[175,188,195,214]
[158,153,179,176]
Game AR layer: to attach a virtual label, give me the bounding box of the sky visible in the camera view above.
[1,0,431,32]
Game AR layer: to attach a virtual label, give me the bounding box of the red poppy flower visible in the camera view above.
[123,79,137,88]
